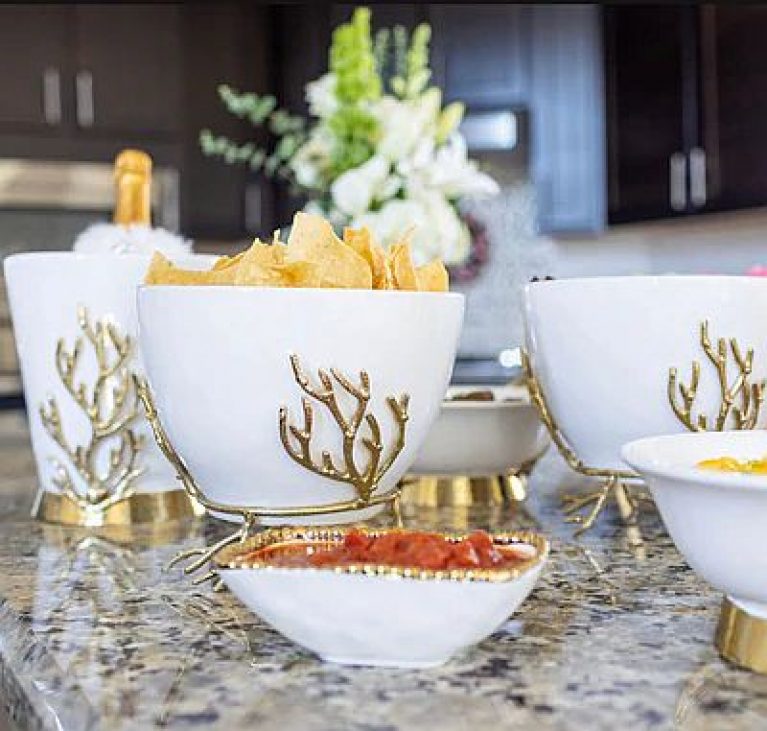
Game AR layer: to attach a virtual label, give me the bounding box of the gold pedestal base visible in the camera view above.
[33,488,205,528]
[400,474,527,508]
[715,597,767,674]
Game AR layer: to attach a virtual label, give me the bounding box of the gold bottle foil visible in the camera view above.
[113,149,152,226]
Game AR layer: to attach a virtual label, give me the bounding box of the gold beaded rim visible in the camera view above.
[215,526,549,583]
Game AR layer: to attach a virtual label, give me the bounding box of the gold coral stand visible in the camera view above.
[521,350,643,536]
[136,353,410,590]
[34,304,203,529]
[522,319,766,540]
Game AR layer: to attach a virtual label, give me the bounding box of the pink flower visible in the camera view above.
[748,265,767,276]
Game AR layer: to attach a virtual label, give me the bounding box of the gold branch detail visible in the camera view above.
[166,516,257,592]
[668,320,766,432]
[39,306,144,513]
[279,354,409,504]
[137,356,408,589]
[522,348,643,537]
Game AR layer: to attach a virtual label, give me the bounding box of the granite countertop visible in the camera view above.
[1,411,766,731]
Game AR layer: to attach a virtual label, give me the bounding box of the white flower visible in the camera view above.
[378,174,403,201]
[353,199,428,247]
[330,155,391,217]
[374,89,441,163]
[411,191,470,265]
[429,134,500,197]
[290,127,334,189]
[352,193,470,267]
[401,133,499,200]
[306,74,338,119]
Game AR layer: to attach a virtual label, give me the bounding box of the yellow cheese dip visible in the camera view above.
[698,456,767,474]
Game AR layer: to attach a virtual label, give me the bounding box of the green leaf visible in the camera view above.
[248,150,266,171]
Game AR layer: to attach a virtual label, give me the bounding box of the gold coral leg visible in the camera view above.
[562,475,616,536]
[391,492,403,527]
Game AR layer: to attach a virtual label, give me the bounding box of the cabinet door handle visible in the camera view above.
[244,183,262,232]
[75,70,94,128]
[42,67,61,125]
[689,147,707,208]
[669,152,687,211]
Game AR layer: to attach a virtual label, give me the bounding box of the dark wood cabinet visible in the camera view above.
[0,5,183,140]
[0,2,270,239]
[701,5,767,212]
[181,2,269,239]
[331,4,424,31]
[606,5,767,223]
[0,6,73,133]
[73,6,182,138]
[605,6,689,222]
[430,5,529,107]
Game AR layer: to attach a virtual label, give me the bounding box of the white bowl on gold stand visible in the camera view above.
[404,384,549,508]
[138,286,464,524]
[623,430,767,673]
[4,252,212,527]
[525,276,767,470]
[523,276,767,532]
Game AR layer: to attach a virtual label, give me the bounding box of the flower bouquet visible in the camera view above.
[200,7,498,267]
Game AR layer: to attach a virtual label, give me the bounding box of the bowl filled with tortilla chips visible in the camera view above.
[139,212,464,523]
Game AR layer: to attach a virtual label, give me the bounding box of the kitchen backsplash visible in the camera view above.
[457,181,554,358]
[0,210,108,258]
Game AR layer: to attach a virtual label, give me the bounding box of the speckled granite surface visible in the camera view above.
[1,411,767,730]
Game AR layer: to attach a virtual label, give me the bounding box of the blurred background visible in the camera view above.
[2,2,767,400]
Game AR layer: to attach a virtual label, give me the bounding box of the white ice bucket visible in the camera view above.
[4,252,213,521]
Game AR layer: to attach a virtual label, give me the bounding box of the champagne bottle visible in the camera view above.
[113,149,152,226]
[72,148,189,254]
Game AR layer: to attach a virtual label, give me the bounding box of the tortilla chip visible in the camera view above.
[211,252,245,271]
[143,211,450,292]
[343,227,388,289]
[287,212,372,289]
[234,257,319,288]
[415,259,450,292]
[144,252,237,285]
[386,242,418,291]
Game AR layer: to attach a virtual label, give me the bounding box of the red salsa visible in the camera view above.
[237,529,535,571]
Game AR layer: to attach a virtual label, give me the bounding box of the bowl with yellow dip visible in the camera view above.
[622,430,767,672]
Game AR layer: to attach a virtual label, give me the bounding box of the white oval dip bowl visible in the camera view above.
[215,526,549,668]
[524,276,767,471]
[622,430,767,671]
[138,287,464,523]
[410,384,549,476]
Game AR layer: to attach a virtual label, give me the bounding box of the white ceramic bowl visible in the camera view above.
[216,526,548,668]
[622,430,767,617]
[138,287,464,522]
[524,276,767,470]
[4,252,214,501]
[410,384,549,475]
